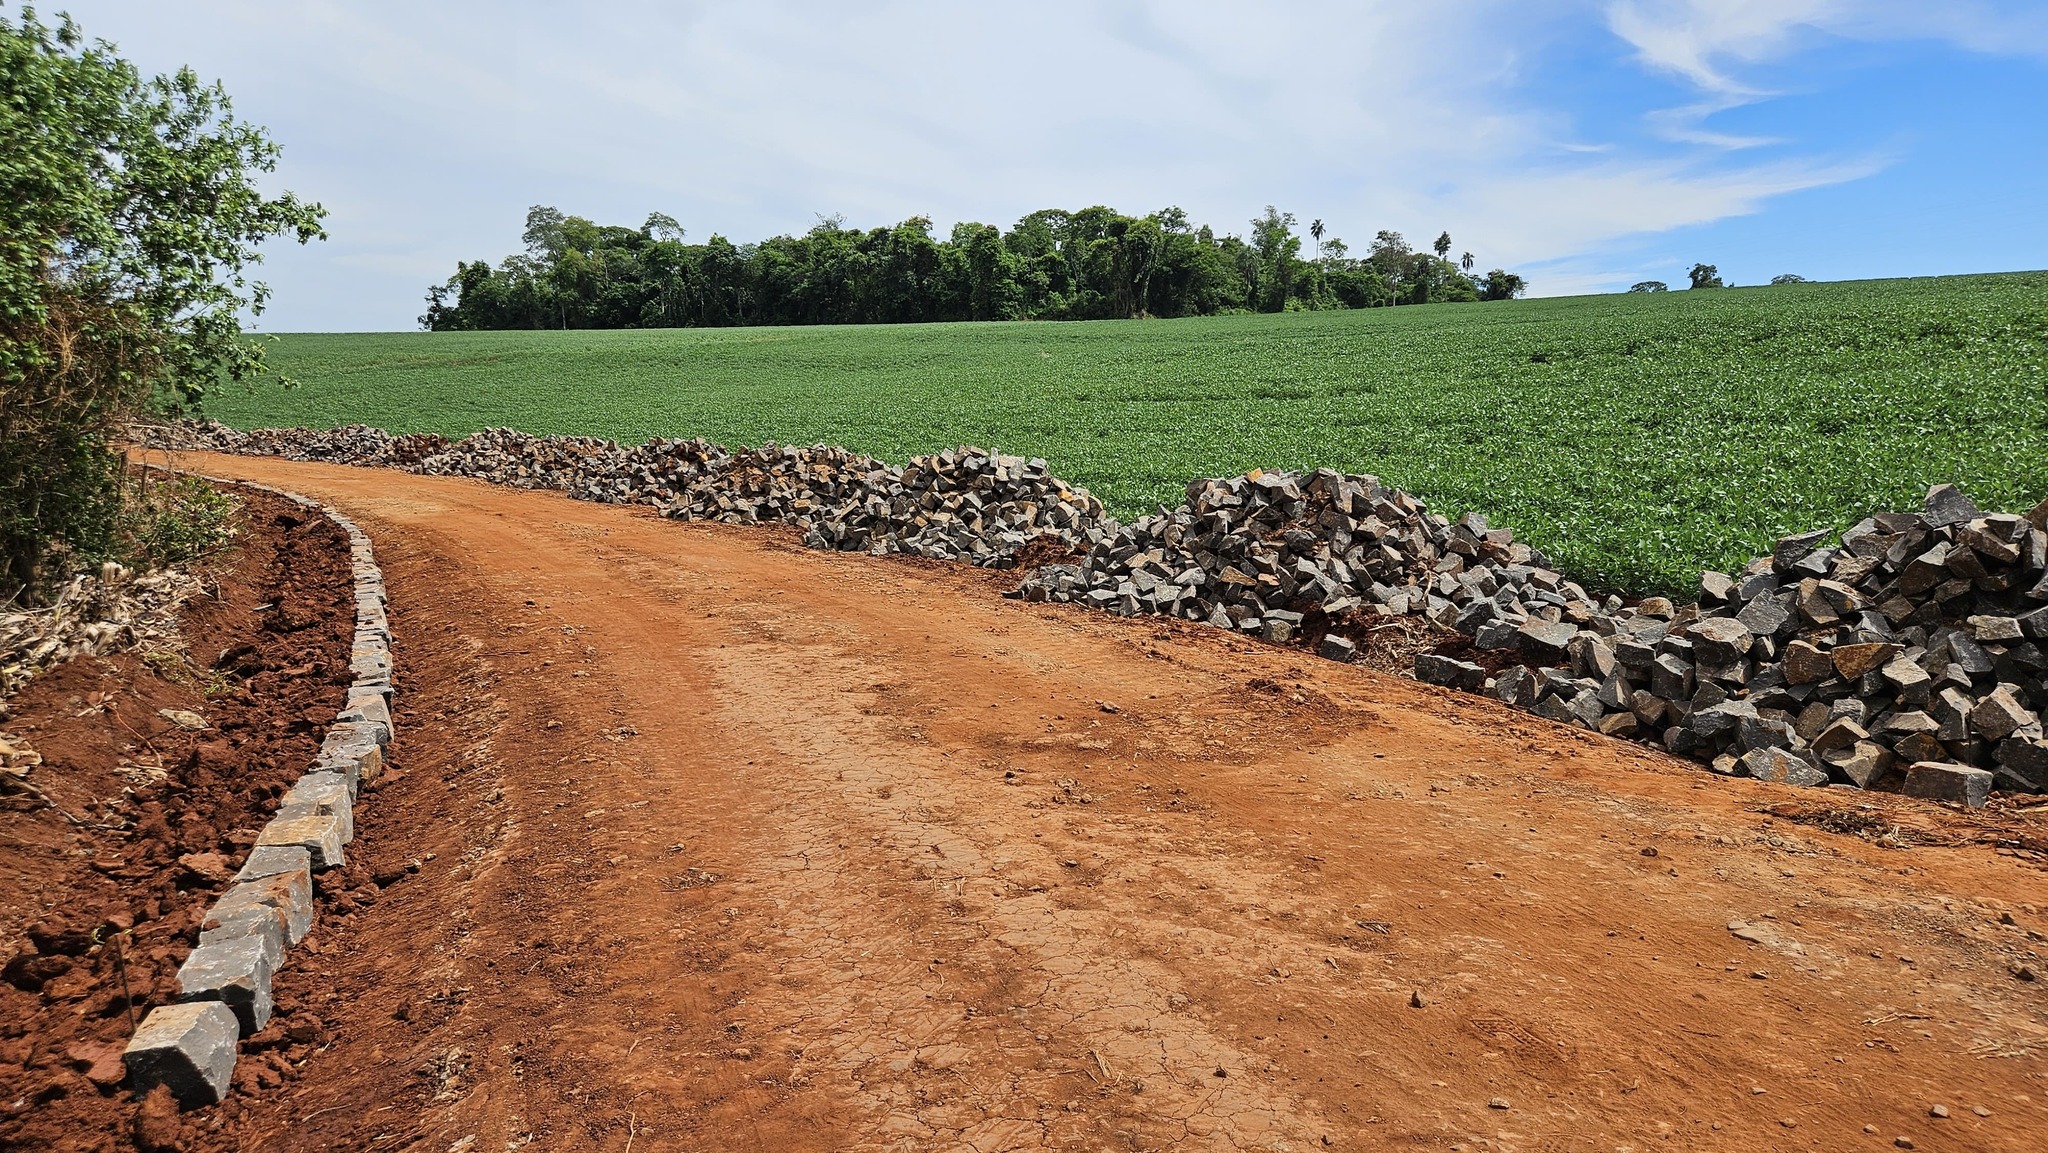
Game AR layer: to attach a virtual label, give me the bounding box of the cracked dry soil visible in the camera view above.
[165,451,2048,1153]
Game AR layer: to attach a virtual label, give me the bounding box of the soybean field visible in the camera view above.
[210,272,2048,593]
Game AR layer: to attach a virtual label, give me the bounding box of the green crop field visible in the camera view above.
[209,272,2048,594]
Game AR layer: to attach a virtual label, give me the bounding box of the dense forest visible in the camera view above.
[420,205,1527,330]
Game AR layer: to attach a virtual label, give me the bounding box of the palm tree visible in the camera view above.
[1434,231,1452,261]
[1309,218,1325,261]
[1460,251,1474,273]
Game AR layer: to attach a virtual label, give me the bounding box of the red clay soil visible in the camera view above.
[39,451,2048,1152]
[0,489,356,1153]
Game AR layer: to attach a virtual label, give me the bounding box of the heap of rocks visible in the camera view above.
[147,419,2047,802]
[1413,484,2048,803]
[142,420,449,469]
[1012,468,1560,661]
[146,421,1111,567]
[415,426,626,489]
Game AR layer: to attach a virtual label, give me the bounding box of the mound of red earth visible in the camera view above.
[0,490,355,1153]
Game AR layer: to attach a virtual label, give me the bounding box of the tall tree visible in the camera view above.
[1248,206,1301,311]
[1687,263,1725,289]
[1309,218,1324,260]
[1434,231,1452,261]
[1,8,326,599]
[1478,269,1527,300]
[1460,251,1474,273]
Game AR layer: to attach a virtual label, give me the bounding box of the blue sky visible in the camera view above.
[42,0,2048,330]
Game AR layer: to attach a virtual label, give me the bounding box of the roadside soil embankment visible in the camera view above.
[85,452,2048,1151]
[1,489,356,1152]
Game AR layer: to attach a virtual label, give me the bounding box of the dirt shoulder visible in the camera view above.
[75,453,2048,1150]
[0,488,356,1153]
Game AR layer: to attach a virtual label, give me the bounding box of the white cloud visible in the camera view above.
[1605,0,1843,94]
[43,0,2039,325]
[1607,0,2048,95]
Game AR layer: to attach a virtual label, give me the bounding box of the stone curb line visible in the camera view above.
[121,480,393,1109]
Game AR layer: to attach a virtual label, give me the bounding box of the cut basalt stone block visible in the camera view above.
[1318,634,1357,662]
[349,644,392,684]
[257,810,346,871]
[1902,761,1994,808]
[125,1002,238,1108]
[337,689,393,744]
[176,935,273,1034]
[210,870,315,945]
[316,724,385,791]
[235,844,312,884]
[281,772,355,843]
[198,903,286,970]
[1742,747,1828,787]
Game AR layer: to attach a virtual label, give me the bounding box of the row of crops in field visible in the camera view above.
[211,272,2048,594]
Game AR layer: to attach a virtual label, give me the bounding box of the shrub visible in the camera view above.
[0,9,324,602]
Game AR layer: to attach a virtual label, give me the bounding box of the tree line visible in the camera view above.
[421,206,1528,331]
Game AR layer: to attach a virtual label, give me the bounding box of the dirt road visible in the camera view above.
[170,452,2048,1153]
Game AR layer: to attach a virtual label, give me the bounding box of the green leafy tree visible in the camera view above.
[1248,206,1301,311]
[1,7,326,600]
[1687,263,1725,289]
[1628,280,1669,293]
[1367,230,1411,290]
[1769,273,1808,285]
[1477,269,1527,301]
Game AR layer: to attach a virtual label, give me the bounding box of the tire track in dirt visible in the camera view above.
[164,452,2048,1153]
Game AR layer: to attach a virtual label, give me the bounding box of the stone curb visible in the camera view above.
[123,479,393,1108]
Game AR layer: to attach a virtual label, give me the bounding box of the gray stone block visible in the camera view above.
[235,844,312,884]
[257,810,346,870]
[282,772,354,842]
[1997,738,2048,792]
[1903,761,1994,808]
[1826,740,1900,790]
[316,723,385,790]
[1414,652,1482,688]
[336,692,393,746]
[1318,634,1357,662]
[125,1002,238,1108]
[176,935,273,1035]
[1742,747,1828,787]
[1650,653,1695,701]
[1922,483,1980,528]
[210,870,315,945]
[349,643,392,684]
[1971,686,2039,742]
[198,904,286,971]
[1516,618,1579,660]
[1473,618,1520,650]
[1492,665,1538,707]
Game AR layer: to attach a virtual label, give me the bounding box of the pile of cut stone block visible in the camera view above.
[149,420,2047,804]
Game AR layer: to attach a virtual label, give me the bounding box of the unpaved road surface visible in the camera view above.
[172,452,2048,1153]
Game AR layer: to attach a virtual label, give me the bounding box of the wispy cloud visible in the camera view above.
[1605,0,1842,95]
[46,0,2048,323]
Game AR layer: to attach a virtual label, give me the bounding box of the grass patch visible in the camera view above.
[211,272,2048,594]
